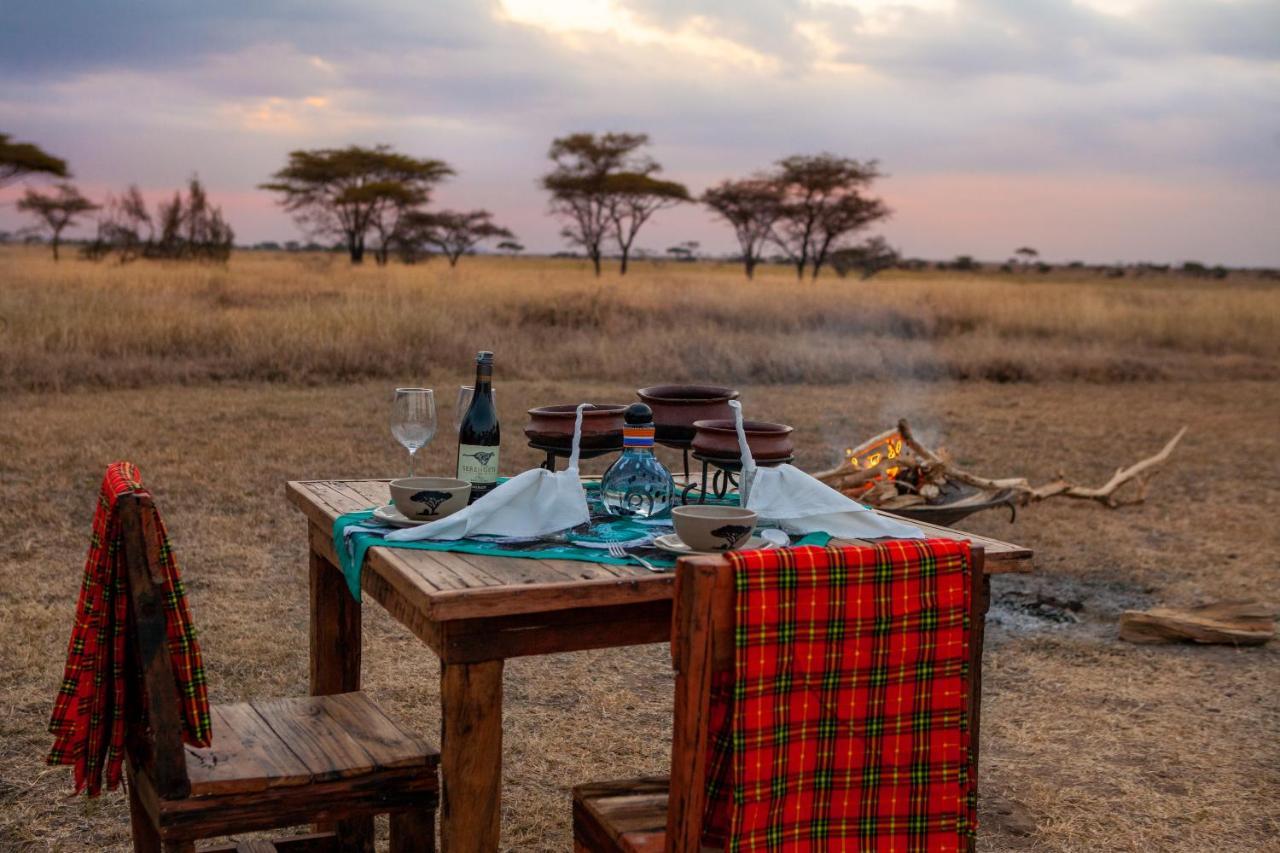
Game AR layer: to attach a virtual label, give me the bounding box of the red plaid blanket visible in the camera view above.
[704,540,976,852]
[48,462,211,796]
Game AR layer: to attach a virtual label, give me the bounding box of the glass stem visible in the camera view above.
[408,448,416,477]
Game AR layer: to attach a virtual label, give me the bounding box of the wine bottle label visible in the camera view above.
[457,444,499,483]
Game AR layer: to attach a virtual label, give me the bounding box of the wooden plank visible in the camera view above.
[202,833,337,853]
[872,509,1032,561]
[309,549,361,697]
[390,809,436,853]
[424,573,676,622]
[437,599,673,664]
[439,660,504,853]
[249,696,380,782]
[185,703,313,796]
[315,692,435,771]
[153,765,437,842]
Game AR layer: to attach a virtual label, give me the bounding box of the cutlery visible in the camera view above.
[606,542,664,572]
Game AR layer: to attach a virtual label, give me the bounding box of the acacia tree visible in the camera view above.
[769,154,888,280]
[703,178,784,279]
[829,236,899,280]
[542,132,682,276]
[399,209,514,267]
[0,132,68,187]
[260,145,452,264]
[604,171,689,274]
[17,183,97,260]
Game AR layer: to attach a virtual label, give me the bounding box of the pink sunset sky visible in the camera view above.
[2,0,1277,265]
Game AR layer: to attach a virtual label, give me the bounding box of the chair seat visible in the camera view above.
[183,691,436,797]
[573,776,688,853]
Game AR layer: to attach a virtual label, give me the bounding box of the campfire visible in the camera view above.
[815,419,1187,523]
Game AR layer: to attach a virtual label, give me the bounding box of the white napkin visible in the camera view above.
[731,400,924,541]
[385,403,592,542]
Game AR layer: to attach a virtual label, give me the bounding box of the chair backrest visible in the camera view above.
[665,545,987,852]
[118,493,193,800]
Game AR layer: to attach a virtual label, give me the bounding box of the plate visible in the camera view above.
[372,504,438,528]
[653,532,778,556]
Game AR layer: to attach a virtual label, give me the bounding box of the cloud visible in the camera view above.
[0,0,1277,263]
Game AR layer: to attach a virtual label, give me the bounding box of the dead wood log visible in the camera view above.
[1119,601,1276,646]
[896,419,1187,509]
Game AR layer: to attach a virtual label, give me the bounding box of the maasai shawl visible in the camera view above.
[48,462,211,796]
[703,540,976,851]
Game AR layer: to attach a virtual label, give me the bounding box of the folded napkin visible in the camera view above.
[730,400,924,540]
[385,403,592,542]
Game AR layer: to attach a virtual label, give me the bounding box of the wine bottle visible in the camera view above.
[457,350,500,503]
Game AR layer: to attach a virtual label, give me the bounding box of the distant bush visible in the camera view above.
[82,177,233,264]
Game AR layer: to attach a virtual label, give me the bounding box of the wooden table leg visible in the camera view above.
[308,539,372,850]
[309,545,361,696]
[440,659,504,853]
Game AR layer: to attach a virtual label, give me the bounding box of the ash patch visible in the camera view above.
[987,572,1154,639]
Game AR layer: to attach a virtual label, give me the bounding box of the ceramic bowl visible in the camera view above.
[524,403,627,451]
[671,505,759,552]
[389,477,471,521]
[691,419,794,461]
[637,385,740,444]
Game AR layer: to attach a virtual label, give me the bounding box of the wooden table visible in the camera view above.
[288,479,1033,852]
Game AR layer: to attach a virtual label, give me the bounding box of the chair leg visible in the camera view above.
[391,806,437,853]
[127,773,162,853]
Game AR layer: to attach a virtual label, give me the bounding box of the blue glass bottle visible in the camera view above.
[601,403,675,518]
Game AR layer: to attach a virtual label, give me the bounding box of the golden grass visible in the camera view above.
[1,378,1277,851]
[1,247,1277,392]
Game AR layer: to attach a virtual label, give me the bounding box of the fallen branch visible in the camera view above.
[895,419,1187,509]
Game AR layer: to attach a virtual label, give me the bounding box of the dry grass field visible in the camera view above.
[1,248,1277,851]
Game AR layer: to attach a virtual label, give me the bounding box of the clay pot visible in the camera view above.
[691,418,794,461]
[636,385,740,444]
[525,403,626,451]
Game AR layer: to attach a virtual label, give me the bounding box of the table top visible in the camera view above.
[288,479,1033,624]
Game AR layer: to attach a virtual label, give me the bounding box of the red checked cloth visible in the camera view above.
[48,462,211,796]
[704,539,976,852]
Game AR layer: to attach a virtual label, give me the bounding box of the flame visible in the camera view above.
[844,430,904,493]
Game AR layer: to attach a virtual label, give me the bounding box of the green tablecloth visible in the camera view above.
[332,484,828,600]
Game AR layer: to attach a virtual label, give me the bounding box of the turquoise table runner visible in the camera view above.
[332,483,828,600]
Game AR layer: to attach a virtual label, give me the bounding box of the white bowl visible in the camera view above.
[389,477,470,521]
[671,505,758,552]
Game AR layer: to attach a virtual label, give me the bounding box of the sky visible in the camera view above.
[1,0,1277,265]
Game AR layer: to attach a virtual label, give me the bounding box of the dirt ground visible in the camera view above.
[1,377,1276,851]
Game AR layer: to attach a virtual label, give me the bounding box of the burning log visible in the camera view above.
[816,419,1188,515]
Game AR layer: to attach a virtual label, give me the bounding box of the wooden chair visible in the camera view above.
[117,492,439,852]
[573,547,988,853]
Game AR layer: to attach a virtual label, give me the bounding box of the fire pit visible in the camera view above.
[815,419,1187,521]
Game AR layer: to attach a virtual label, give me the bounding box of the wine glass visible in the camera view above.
[454,385,496,433]
[391,388,436,476]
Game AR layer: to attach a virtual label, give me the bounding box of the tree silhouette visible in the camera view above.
[261,145,452,264]
[496,240,524,256]
[542,132,682,276]
[399,209,514,267]
[1015,246,1039,265]
[84,178,232,263]
[829,236,899,280]
[0,132,68,187]
[703,178,783,279]
[604,171,688,274]
[770,154,888,280]
[17,183,97,260]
